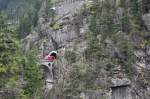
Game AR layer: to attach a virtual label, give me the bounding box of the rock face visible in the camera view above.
[111,78,131,87]
[134,46,150,71]
[142,13,150,31]
[22,0,87,55]
[38,0,86,53]
[54,0,85,17]
[22,0,150,99]
[133,39,150,99]
[25,0,88,97]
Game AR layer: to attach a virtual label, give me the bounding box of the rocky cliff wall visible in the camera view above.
[22,0,150,99]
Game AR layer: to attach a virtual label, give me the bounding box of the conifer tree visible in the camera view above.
[0,14,20,88]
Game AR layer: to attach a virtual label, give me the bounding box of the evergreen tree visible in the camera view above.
[0,15,20,88]
[17,0,42,38]
[130,0,142,32]
[17,14,32,38]
[85,32,102,61]
[21,50,43,98]
[89,0,117,38]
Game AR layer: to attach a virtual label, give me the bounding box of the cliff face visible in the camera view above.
[22,0,150,99]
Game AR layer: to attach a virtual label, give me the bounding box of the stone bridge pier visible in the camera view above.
[111,78,131,99]
[111,66,132,99]
[41,61,54,91]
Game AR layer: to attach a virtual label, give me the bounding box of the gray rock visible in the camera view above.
[142,13,150,31]
[55,0,85,18]
[111,78,131,87]
[105,39,123,58]
[134,50,146,58]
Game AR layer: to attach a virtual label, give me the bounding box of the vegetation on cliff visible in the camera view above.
[0,0,150,98]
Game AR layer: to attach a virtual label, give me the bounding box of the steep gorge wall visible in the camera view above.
[22,0,150,99]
